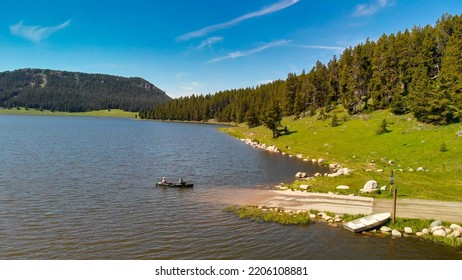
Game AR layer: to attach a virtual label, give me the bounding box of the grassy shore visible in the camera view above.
[226,205,461,247]
[222,108,462,202]
[0,107,137,118]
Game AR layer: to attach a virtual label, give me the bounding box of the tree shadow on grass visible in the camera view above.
[277,126,297,137]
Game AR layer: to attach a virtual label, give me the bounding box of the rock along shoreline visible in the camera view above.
[237,138,462,247]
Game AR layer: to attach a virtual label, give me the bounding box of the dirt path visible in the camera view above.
[194,188,462,223]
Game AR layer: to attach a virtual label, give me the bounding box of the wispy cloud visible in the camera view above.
[352,0,393,17]
[206,40,290,63]
[180,81,205,92]
[177,0,300,41]
[10,20,71,43]
[196,37,224,50]
[290,44,345,51]
[206,41,345,63]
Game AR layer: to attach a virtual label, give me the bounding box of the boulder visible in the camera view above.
[314,172,322,177]
[450,224,462,232]
[318,158,325,164]
[299,184,310,190]
[380,186,387,191]
[380,226,392,233]
[432,229,447,237]
[309,214,316,219]
[360,180,378,193]
[430,220,442,228]
[417,167,424,171]
[456,130,462,137]
[404,227,413,234]
[338,168,351,175]
[295,172,307,179]
[448,231,461,238]
[431,225,444,233]
[391,229,402,237]
[329,163,338,170]
[266,145,280,153]
[421,228,429,234]
[322,214,332,221]
[336,185,350,190]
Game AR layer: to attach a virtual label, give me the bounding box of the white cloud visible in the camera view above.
[177,0,300,41]
[206,40,290,63]
[206,41,345,63]
[196,37,224,49]
[352,0,393,17]
[180,81,205,92]
[291,44,345,51]
[10,20,71,43]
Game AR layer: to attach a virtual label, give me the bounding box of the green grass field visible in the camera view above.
[222,108,462,202]
[0,107,137,118]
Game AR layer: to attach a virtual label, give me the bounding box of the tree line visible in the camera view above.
[0,68,171,112]
[140,13,462,126]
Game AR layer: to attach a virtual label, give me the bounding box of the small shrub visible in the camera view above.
[331,114,339,127]
[376,119,389,135]
[317,108,327,120]
[440,143,448,152]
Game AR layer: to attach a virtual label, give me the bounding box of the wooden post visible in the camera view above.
[392,188,397,224]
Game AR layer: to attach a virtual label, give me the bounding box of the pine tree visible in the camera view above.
[262,101,283,138]
[283,73,299,116]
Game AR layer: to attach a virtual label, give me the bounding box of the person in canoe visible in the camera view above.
[161,177,168,184]
[178,177,184,184]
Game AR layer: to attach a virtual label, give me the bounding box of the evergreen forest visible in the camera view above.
[140,14,462,126]
[0,68,171,112]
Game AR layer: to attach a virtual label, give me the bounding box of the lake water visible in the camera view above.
[0,115,461,259]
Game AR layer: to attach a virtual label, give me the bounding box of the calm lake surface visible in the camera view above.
[0,115,461,259]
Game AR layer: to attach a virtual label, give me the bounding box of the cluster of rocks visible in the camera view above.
[368,167,428,173]
[365,157,429,173]
[314,212,344,226]
[327,164,352,177]
[313,211,462,244]
[241,139,329,166]
[256,206,462,245]
[378,220,462,241]
[295,163,352,181]
[241,139,280,153]
[258,207,345,224]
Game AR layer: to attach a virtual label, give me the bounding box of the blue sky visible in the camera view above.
[1,0,461,98]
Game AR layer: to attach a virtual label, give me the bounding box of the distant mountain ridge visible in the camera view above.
[0,68,171,112]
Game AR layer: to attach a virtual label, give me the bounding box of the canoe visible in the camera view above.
[343,212,391,233]
[156,182,194,188]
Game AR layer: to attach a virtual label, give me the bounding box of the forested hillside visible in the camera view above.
[0,69,171,112]
[140,13,462,125]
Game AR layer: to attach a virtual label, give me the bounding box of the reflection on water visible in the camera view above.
[0,115,460,259]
